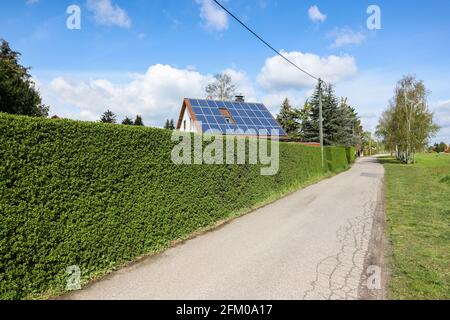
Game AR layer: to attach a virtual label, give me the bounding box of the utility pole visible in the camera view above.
[318,79,324,168]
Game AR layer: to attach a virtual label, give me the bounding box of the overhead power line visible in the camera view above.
[213,0,326,167]
[212,0,321,82]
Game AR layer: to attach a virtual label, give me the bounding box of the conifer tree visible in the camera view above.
[100,110,117,124]
[0,39,49,117]
[276,98,301,136]
[134,115,144,126]
[122,117,134,125]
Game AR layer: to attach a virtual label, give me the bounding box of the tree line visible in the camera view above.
[276,82,365,148]
[99,110,144,126]
[430,142,449,153]
[100,111,177,130]
[376,75,439,163]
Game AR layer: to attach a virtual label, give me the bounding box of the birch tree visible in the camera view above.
[376,75,438,163]
[205,74,237,101]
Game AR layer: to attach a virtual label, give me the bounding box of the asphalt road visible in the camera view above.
[66,157,385,300]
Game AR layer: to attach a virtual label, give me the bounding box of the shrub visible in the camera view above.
[0,113,349,299]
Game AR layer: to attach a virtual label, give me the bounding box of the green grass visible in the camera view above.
[379,154,450,300]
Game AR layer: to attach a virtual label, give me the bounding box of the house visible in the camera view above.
[176,97,287,138]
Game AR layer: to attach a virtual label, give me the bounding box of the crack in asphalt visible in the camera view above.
[303,187,378,300]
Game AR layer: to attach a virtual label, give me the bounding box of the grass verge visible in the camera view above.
[379,154,450,299]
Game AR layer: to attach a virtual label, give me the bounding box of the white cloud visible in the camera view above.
[260,90,312,115]
[257,51,358,91]
[433,100,450,142]
[308,5,326,23]
[334,69,397,133]
[45,65,211,125]
[37,65,257,127]
[196,0,228,31]
[86,0,131,28]
[329,28,366,48]
[434,99,450,114]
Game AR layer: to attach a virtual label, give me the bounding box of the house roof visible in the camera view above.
[177,98,287,137]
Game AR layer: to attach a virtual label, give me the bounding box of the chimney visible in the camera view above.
[235,95,245,102]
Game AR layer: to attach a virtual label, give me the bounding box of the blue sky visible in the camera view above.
[1,0,449,142]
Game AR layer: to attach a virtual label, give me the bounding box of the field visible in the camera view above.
[379,154,450,299]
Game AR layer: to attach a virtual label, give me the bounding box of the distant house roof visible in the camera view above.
[177,98,287,137]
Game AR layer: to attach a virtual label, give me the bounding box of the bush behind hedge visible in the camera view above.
[0,113,350,299]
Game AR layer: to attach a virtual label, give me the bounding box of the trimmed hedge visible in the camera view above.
[325,146,349,172]
[0,113,350,299]
[346,146,356,165]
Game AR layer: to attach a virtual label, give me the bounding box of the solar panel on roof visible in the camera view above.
[224,101,233,109]
[187,98,287,137]
[216,101,226,108]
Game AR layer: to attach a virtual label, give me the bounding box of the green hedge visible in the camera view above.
[346,146,356,164]
[0,113,350,299]
[325,146,350,172]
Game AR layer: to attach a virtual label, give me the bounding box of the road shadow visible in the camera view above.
[361,158,380,164]
[377,156,400,165]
